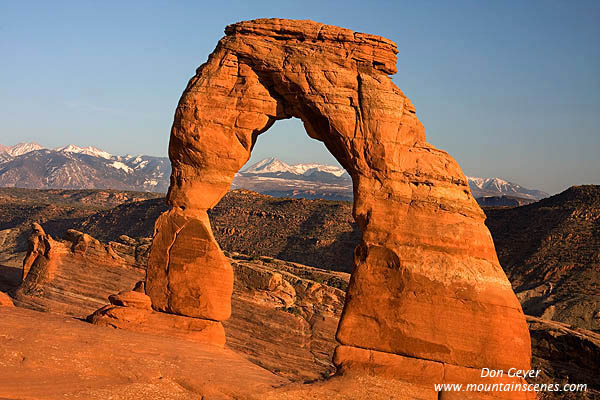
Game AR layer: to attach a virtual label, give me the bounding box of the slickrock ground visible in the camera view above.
[0,306,453,400]
[0,306,287,400]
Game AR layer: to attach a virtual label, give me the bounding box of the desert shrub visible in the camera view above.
[327,278,348,292]
[278,306,302,317]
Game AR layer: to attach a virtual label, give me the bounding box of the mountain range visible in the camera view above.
[0,142,169,193]
[234,157,548,202]
[0,142,548,202]
[467,176,547,201]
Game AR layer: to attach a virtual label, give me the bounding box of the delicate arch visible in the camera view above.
[146,18,531,379]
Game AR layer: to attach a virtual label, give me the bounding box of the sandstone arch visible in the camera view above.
[146,18,531,385]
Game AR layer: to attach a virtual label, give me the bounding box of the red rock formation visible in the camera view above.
[145,18,531,394]
[0,291,13,307]
[89,304,226,347]
[15,225,144,316]
[146,209,233,320]
[21,222,54,282]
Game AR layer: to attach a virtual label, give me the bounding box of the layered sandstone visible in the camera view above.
[224,253,347,380]
[91,251,348,379]
[145,17,531,390]
[14,224,145,316]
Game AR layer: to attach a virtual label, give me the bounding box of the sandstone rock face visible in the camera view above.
[146,208,233,320]
[15,225,145,316]
[0,291,14,306]
[148,17,531,381]
[21,222,53,282]
[225,253,348,380]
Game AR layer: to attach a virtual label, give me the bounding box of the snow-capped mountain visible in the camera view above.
[0,144,549,202]
[243,157,295,174]
[0,142,46,157]
[0,142,170,193]
[243,157,347,178]
[467,176,548,201]
[233,157,352,200]
[240,157,349,181]
[234,158,549,203]
[55,144,112,159]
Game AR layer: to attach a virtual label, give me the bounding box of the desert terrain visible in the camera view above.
[1,15,598,400]
[1,186,599,399]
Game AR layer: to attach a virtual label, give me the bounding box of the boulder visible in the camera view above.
[108,290,152,310]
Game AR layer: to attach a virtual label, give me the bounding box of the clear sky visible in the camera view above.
[1,1,598,194]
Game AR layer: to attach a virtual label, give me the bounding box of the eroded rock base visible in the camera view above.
[334,346,535,400]
[88,304,226,347]
[146,209,234,320]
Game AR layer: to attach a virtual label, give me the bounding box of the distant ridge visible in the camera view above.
[467,176,548,201]
[0,144,549,202]
[0,142,169,193]
[55,144,112,160]
[235,157,548,203]
[1,142,46,157]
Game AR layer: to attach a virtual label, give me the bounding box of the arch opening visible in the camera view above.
[202,116,361,380]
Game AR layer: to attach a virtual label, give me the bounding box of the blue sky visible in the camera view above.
[1,0,598,194]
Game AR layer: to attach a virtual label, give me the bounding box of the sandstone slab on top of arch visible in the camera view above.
[145,17,531,375]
